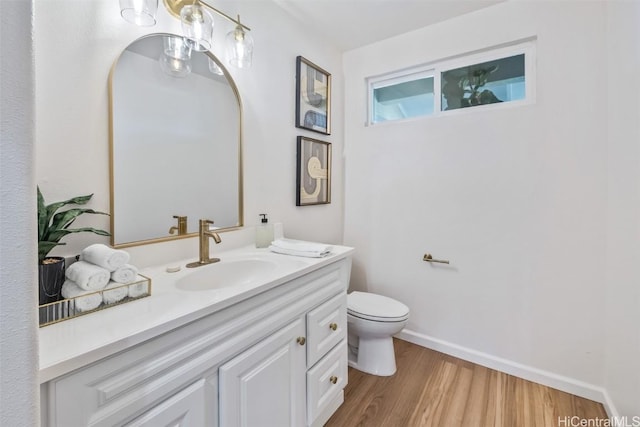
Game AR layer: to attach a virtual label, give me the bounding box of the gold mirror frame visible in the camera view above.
[108,33,244,248]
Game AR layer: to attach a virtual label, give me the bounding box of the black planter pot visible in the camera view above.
[39,257,65,305]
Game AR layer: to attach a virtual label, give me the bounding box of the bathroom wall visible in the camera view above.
[344,0,613,403]
[0,1,39,425]
[604,1,640,417]
[34,0,344,263]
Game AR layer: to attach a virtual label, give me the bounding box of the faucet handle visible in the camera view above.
[170,215,188,235]
[199,219,214,232]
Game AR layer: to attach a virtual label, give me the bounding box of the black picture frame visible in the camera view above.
[295,56,331,135]
[296,136,331,206]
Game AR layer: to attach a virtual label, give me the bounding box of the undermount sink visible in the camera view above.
[175,259,278,291]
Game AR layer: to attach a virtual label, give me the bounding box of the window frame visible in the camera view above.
[368,67,436,125]
[366,39,536,126]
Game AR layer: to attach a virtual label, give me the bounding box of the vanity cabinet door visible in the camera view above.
[219,318,306,427]
[124,376,217,427]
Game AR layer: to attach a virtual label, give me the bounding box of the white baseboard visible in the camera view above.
[601,389,620,419]
[396,329,618,416]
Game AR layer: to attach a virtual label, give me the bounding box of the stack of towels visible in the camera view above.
[268,239,333,258]
[61,243,144,313]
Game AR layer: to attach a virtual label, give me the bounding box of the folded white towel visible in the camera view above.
[81,244,130,272]
[110,264,139,284]
[61,280,103,312]
[65,260,110,291]
[269,239,333,257]
[102,281,129,305]
[128,276,150,298]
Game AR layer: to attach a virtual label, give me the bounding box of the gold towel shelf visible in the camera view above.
[423,253,450,264]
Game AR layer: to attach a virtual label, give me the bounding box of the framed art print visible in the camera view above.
[296,136,331,206]
[295,56,331,135]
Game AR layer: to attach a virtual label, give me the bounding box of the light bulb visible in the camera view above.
[180,4,213,52]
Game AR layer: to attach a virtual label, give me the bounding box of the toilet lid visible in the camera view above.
[347,291,409,320]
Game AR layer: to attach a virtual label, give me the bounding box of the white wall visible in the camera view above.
[604,1,640,417]
[34,0,344,265]
[0,0,39,425]
[344,0,611,398]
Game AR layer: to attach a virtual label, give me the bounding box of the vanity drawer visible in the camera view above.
[306,339,347,425]
[306,293,347,367]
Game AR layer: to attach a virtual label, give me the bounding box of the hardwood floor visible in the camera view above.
[325,339,606,427]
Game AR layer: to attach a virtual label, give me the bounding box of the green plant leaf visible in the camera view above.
[37,187,48,241]
[47,227,110,243]
[38,241,65,262]
[37,189,111,260]
[46,208,109,237]
[43,194,94,234]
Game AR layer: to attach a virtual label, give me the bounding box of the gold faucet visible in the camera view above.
[169,215,188,235]
[186,219,222,268]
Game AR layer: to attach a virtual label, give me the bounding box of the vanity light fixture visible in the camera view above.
[119,0,159,26]
[179,2,214,52]
[119,0,253,69]
[225,16,253,69]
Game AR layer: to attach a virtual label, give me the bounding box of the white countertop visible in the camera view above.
[39,244,354,383]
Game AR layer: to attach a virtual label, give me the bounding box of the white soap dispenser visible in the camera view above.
[255,214,274,248]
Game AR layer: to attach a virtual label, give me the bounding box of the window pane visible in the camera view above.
[372,77,434,123]
[441,54,525,111]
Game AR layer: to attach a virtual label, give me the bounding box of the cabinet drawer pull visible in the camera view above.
[296,336,306,346]
[329,323,338,331]
[329,376,338,384]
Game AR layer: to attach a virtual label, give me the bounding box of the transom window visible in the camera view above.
[371,70,434,123]
[367,40,535,125]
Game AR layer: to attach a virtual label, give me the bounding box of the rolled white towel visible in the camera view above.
[81,244,130,272]
[61,280,103,312]
[111,264,139,284]
[128,276,150,298]
[102,281,129,305]
[65,260,110,291]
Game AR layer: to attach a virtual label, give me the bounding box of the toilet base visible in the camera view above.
[348,335,397,376]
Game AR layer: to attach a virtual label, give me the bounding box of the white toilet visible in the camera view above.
[347,291,410,376]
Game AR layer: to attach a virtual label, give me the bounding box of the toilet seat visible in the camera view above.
[347,291,409,322]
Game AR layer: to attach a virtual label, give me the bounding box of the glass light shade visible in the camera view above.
[159,54,192,78]
[208,58,224,76]
[225,26,253,69]
[163,35,192,60]
[119,0,158,27]
[180,4,214,52]
[159,36,192,78]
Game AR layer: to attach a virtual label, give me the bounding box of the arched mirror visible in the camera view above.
[109,33,242,247]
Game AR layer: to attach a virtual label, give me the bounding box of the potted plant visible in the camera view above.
[37,186,111,305]
[442,65,503,110]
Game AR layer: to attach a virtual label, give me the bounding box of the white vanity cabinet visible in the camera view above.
[41,256,351,427]
[219,318,307,426]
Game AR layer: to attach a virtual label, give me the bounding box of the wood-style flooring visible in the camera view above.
[325,339,607,427]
